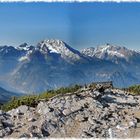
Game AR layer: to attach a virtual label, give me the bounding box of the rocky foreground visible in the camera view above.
[0,84,140,138]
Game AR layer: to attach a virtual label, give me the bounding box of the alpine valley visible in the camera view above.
[0,39,140,93]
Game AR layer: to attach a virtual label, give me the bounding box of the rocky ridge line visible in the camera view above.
[0,84,140,138]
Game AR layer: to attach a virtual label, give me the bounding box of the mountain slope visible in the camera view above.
[81,43,140,64]
[0,40,140,93]
[37,39,84,62]
[0,87,21,103]
[0,45,26,75]
[7,40,89,92]
[81,43,140,86]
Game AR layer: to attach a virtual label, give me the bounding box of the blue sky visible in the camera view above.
[0,2,140,50]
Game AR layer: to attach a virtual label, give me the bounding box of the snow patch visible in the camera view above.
[18,56,29,62]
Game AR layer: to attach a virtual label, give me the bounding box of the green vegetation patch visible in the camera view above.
[126,85,140,95]
[1,84,82,112]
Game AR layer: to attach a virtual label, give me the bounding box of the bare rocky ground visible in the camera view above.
[0,84,140,138]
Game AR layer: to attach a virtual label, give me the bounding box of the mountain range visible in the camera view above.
[0,39,140,93]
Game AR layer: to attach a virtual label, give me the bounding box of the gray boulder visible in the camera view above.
[7,105,30,117]
[0,127,13,138]
[37,102,49,115]
[41,120,57,137]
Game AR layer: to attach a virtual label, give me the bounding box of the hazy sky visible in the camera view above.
[0,2,140,50]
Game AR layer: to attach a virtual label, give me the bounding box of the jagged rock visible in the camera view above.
[0,127,13,137]
[0,115,8,122]
[64,100,71,108]
[109,104,118,111]
[95,84,105,93]
[74,113,84,122]
[50,98,61,105]
[28,117,36,122]
[59,116,67,125]
[60,99,66,104]
[88,116,95,124]
[25,111,36,123]
[52,109,62,118]
[62,109,71,116]
[1,84,140,138]
[17,105,30,114]
[0,120,4,130]
[126,98,137,105]
[0,110,4,115]
[29,132,42,138]
[65,118,74,129]
[19,133,30,138]
[128,117,137,128]
[28,125,38,133]
[71,105,82,112]
[108,118,117,126]
[41,120,57,137]
[111,112,119,120]
[83,131,95,138]
[7,105,30,117]
[37,102,51,115]
[90,91,101,98]
[101,121,109,129]
[2,119,14,128]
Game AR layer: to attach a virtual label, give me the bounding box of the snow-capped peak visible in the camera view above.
[81,47,95,57]
[37,39,66,54]
[81,43,140,63]
[16,43,35,51]
[17,44,35,62]
[37,39,82,61]
[94,44,127,58]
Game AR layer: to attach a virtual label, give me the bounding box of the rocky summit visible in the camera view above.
[0,83,140,138]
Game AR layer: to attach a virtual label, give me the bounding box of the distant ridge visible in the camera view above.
[0,86,21,103]
[0,39,140,93]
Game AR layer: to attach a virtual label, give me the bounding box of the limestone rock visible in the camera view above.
[1,83,140,138]
[41,120,57,137]
[36,102,50,115]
